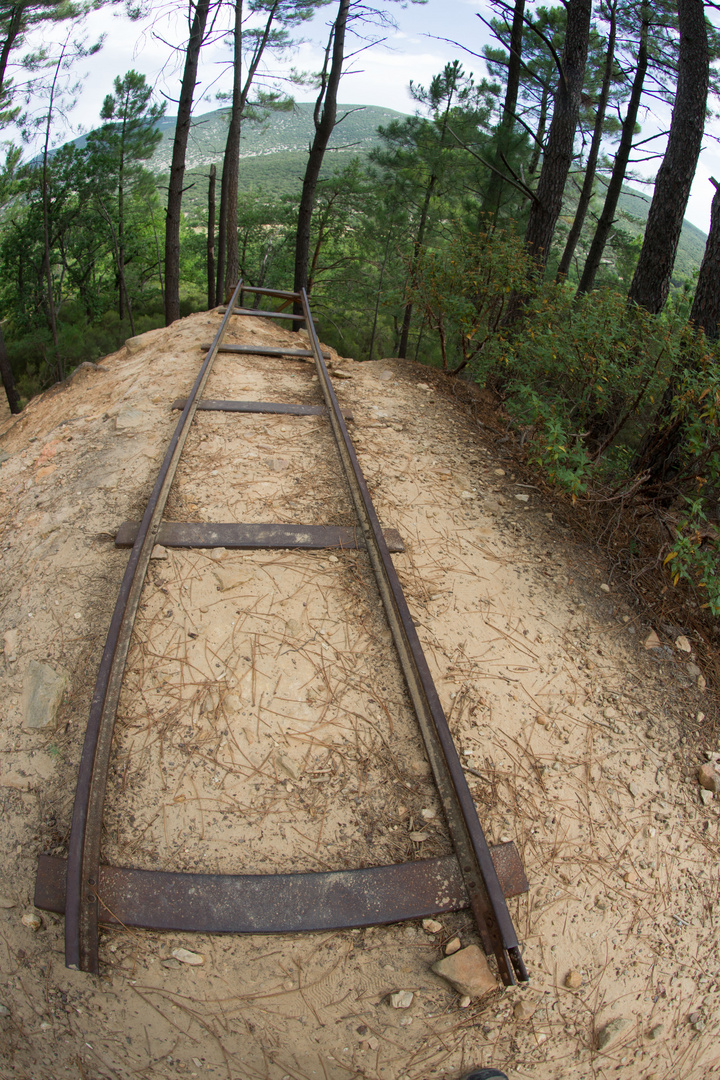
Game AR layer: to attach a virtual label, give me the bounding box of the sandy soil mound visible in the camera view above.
[0,310,718,1080]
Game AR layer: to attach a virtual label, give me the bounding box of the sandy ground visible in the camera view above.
[0,310,719,1080]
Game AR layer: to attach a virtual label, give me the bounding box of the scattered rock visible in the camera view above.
[597,1017,630,1050]
[514,998,537,1021]
[459,995,472,1009]
[0,897,16,909]
[3,628,18,663]
[697,764,720,793]
[171,947,204,966]
[389,991,413,1009]
[150,545,168,560]
[209,548,227,561]
[623,870,638,884]
[600,583,610,593]
[378,370,394,381]
[628,781,640,798]
[565,969,583,989]
[23,661,68,730]
[332,368,353,379]
[0,1004,9,1017]
[432,944,497,998]
[514,494,529,503]
[603,706,617,719]
[697,674,707,692]
[115,406,146,430]
[700,789,714,806]
[493,468,505,476]
[422,919,442,934]
[416,382,430,390]
[420,808,436,820]
[675,635,692,653]
[687,663,701,678]
[688,1010,701,1025]
[408,831,430,842]
[277,754,300,781]
[644,631,661,650]
[647,1023,665,1040]
[444,937,461,956]
[21,911,42,931]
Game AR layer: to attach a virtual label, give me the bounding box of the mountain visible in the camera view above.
[152,102,407,204]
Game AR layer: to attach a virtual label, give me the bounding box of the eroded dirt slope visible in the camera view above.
[0,310,718,1080]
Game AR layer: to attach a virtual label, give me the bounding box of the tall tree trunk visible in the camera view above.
[556,0,617,281]
[398,174,435,358]
[527,85,548,176]
[524,0,592,269]
[0,324,20,414]
[368,229,392,362]
[689,178,720,340]
[216,0,242,303]
[293,0,350,321]
[207,163,216,308]
[481,0,525,219]
[576,6,649,297]
[164,0,212,326]
[217,0,280,301]
[118,100,127,320]
[627,0,709,314]
[633,180,720,481]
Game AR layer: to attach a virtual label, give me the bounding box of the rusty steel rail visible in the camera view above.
[36,282,528,984]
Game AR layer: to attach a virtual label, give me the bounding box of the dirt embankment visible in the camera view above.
[0,311,718,1080]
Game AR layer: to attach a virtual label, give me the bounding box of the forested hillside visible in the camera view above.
[2,0,720,622]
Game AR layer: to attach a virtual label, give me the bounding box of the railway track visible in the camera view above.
[34,282,529,986]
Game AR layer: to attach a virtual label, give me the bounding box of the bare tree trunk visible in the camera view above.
[481,0,525,219]
[207,163,216,308]
[216,0,242,302]
[527,85,548,176]
[689,178,720,340]
[556,0,617,281]
[217,0,280,301]
[293,0,350,323]
[164,0,212,326]
[627,0,709,314]
[576,6,649,297]
[524,0,592,269]
[0,325,20,414]
[398,175,435,358]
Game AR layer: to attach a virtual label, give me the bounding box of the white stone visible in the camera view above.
[171,947,204,966]
[23,661,68,730]
[3,628,17,663]
[390,990,413,1009]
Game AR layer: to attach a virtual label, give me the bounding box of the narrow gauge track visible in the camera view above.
[34,282,529,986]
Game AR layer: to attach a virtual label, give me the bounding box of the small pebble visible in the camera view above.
[628,781,640,798]
[445,937,461,956]
[21,912,42,931]
[675,635,692,653]
[514,493,529,502]
[389,990,413,1009]
[698,764,720,793]
[422,919,443,934]
[0,897,16,910]
[150,545,168,560]
[597,1017,629,1049]
[647,1023,664,1040]
[459,995,471,1008]
[409,831,430,842]
[600,583,610,593]
[514,998,536,1021]
[565,969,582,989]
[420,808,436,820]
[0,1004,9,1017]
[171,947,204,966]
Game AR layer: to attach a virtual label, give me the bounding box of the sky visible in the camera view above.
[20,0,720,234]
